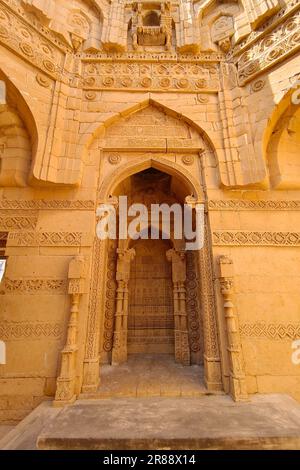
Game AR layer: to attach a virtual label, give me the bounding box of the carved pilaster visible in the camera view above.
[198,222,223,391]
[166,249,190,366]
[54,255,87,407]
[219,256,248,401]
[111,248,135,365]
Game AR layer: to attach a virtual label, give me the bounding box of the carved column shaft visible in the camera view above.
[82,239,105,393]
[111,248,135,365]
[219,256,248,401]
[54,256,87,406]
[112,280,129,364]
[167,249,190,366]
[197,222,223,391]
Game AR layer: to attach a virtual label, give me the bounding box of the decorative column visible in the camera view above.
[111,248,135,365]
[54,255,87,406]
[185,195,223,391]
[166,249,190,366]
[218,256,248,401]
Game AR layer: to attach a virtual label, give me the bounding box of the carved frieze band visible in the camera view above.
[0,200,95,210]
[0,215,37,230]
[240,322,300,340]
[0,322,63,340]
[209,200,300,210]
[7,232,92,246]
[0,0,63,80]
[82,62,220,92]
[1,278,67,294]
[213,231,300,246]
[235,10,300,85]
[229,1,300,58]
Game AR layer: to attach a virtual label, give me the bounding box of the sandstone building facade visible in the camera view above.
[0,0,299,422]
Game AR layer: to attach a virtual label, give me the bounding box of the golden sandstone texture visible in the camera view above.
[0,0,299,423]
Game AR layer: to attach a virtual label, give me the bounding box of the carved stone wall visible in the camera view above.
[0,0,300,420]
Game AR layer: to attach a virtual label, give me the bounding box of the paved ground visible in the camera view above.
[81,354,208,399]
[2,394,300,450]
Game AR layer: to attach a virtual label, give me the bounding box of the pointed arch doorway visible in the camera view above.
[81,103,224,397]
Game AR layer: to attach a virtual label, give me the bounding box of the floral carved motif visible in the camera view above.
[82,61,220,92]
[36,73,52,88]
[182,155,195,166]
[235,10,300,85]
[108,153,121,165]
[2,278,67,294]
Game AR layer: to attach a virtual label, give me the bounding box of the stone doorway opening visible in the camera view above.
[128,238,174,356]
[95,165,210,397]
[83,154,223,397]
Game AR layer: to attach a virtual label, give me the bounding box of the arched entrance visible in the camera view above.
[109,167,193,368]
[81,103,223,396]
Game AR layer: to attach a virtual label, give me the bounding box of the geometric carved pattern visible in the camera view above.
[213,231,300,246]
[240,323,300,340]
[0,322,63,340]
[209,200,300,210]
[2,278,67,294]
[0,216,37,230]
[0,231,8,241]
[7,232,88,246]
[0,200,95,210]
